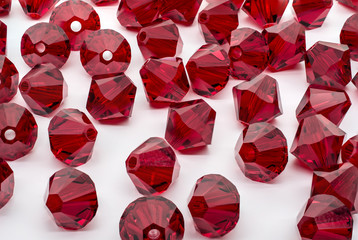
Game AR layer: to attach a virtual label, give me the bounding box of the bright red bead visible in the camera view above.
[120,196,185,240]
[91,0,117,6]
[0,21,7,55]
[341,136,358,168]
[0,160,14,209]
[337,0,358,9]
[48,109,98,167]
[207,0,244,8]
[45,168,98,230]
[165,99,216,151]
[340,14,358,61]
[186,44,230,97]
[50,0,101,51]
[293,0,332,30]
[160,0,203,26]
[80,29,131,76]
[0,0,11,16]
[188,174,240,238]
[19,0,59,19]
[0,56,19,104]
[235,122,288,183]
[291,114,345,171]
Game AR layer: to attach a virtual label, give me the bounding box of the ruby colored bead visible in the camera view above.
[337,0,358,9]
[19,64,67,117]
[291,114,345,171]
[45,168,98,230]
[0,160,14,209]
[342,136,358,168]
[262,20,306,71]
[80,29,131,76]
[165,99,216,151]
[186,44,230,97]
[188,174,240,238]
[0,21,7,55]
[229,28,269,81]
[297,194,353,240]
[91,0,117,6]
[48,109,98,167]
[21,23,71,69]
[207,0,244,8]
[198,1,239,45]
[160,0,203,26]
[125,137,180,195]
[120,196,185,240]
[340,14,358,61]
[233,74,282,125]
[0,0,11,16]
[293,0,332,30]
[0,56,19,104]
[353,73,358,88]
[137,19,182,59]
[305,41,351,90]
[139,57,189,106]
[242,0,289,28]
[50,0,101,51]
[0,103,38,161]
[86,74,137,122]
[235,122,288,183]
[19,0,58,19]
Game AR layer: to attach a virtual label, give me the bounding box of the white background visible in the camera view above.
[1,0,358,239]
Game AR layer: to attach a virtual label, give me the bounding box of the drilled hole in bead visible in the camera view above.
[199,12,209,24]
[102,50,113,61]
[139,31,147,42]
[85,128,97,141]
[4,129,16,141]
[148,229,161,240]
[128,157,137,169]
[20,81,30,93]
[230,48,243,61]
[70,20,82,33]
[36,42,46,54]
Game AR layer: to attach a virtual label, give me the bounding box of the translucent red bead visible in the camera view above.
[337,0,358,9]
[340,13,358,61]
[0,0,10,16]
[0,56,19,104]
[342,135,358,168]
[0,21,7,55]
[0,160,14,209]
[160,0,203,26]
[19,0,59,19]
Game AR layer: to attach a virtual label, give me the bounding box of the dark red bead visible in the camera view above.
[160,0,203,26]
[21,23,71,69]
[19,0,59,19]
[0,103,38,161]
[50,0,101,51]
[91,0,117,6]
[0,56,19,104]
[353,72,358,88]
[188,174,240,238]
[337,0,358,9]
[0,160,14,209]
[80,29,131,76]
[340,14,358,61]
[293,0,332,30]
[0,0,10,16]
[45,168,98,230]
[120,196,185,240]
[341,136,358,168]
[207,0,244,8]
[0,21,7,55]
[48,109,98,167]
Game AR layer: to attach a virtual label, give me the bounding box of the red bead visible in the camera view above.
[91,0,117,6]
[137,19,182,59]
[305,41,351,90]
[18,0,59,19]
[140,57,189,106]
[341,136,358,168]
[235,122,288,183]
[80,29,131,76]
[353,73,358,88]
[120,196,185,240]
[229,28,269,81]
[0,21,7,55]
[50,0,101,51]
[160,0,203,26]
[242,0,289,28]
[0,103,38,161]
[207,0,244,8]
[125,137,180,195]
[291,114,345,171]
[188,174,240,238]
[0,56,19,104]
[296,86,351,126]
[165,99,216,151]
[337,0,358,9]
[297,194,353,240]
[0,160,14,209]
[233,74,282,125]
[45,168,98,230]
[262,20,306,71]
[48,109,98,167]
[293,0,332,30]
[19,64,67,116]
[86,74,137,122]
[340,14,358,61]
[0,0,11,16]
[198,1,239,45]
[186,44,230,97]
[21,23,71,69]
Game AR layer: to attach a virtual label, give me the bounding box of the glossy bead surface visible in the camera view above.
[0,56,19,104]
[0,0,11,16]
[0,21,7,55]
[342,135,358,168]
[19,0,59,19]
[0,160,14,209]
[337,0,358,9]
[340,13,358,61]
[160,0,203,26]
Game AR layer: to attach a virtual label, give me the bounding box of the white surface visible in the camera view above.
[1,0,358,239]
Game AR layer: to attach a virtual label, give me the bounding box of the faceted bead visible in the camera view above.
[19,63,67,117]
[19,0,59,19]
[0,0,11,16]
[50,0,101,51]
[0,21,7,55]
[0,160,14,209]
[125,137,180,195]
[165,99,216,151]
[48,109,98,167]
[311,163,358,212]
[45,168,98,230]
[21,23,71,69]
[232,74,282,125]
[297,194,353,240]
[242,0,289,28]
[0,103,38,161]
[352,72,358,88]
[139,57,189,106]
[160,0,203,26]
[91,0,117,6]
[198,1,239,45]
[305,41,351,90]
[207,0,244,8]
[290,114,345,171]
[341,136,358,168]
[188,174,240,238]
[262,20,306,71]
[0,56,19,104]
[229,28,269,81]
[235,122,288,183]
[293,0,333,30]
[340,14,358,61]
[337,0,358,9]
[80,29,131,76]
[137,19,182,59]
[86,74,137,122]
[186,44,230,97]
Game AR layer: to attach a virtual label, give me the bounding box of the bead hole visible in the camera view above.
[102,50,113,61]
[36,42,46,54]
[199,12,209,23]
[85,128,97,141]
[128,157,137,169]
[139,32,147,42]
[148,229,161,240]
[70,20,82,33]
[20,81,30,93]
[4,129,16,141]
